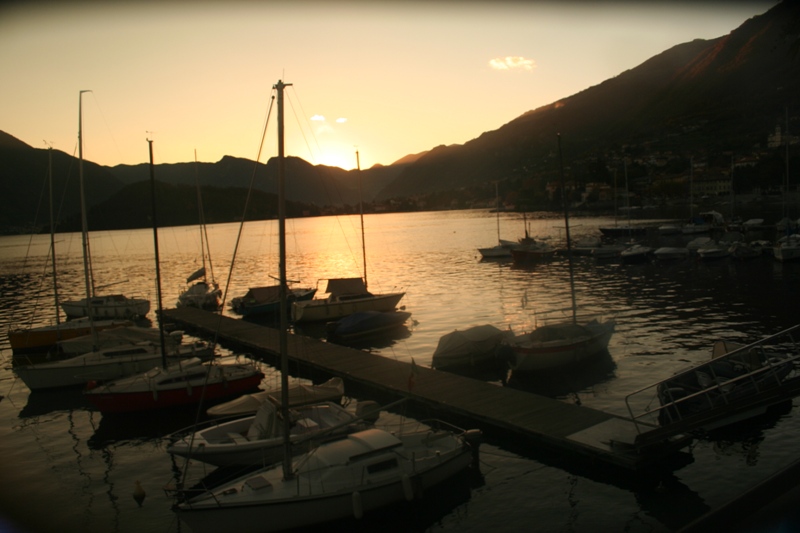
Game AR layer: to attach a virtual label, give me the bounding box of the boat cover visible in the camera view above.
[325,278,367,296]
[242,286,282,304]
[432,324,511,366]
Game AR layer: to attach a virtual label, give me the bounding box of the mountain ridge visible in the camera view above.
[2,1,798,232]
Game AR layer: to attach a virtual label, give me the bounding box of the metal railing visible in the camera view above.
[624,324,800,435]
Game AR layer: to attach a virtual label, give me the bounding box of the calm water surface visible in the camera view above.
[1,209,799,533]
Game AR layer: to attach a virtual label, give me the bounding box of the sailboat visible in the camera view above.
[503,135,616,373]
[230,280,317,317]
[177,152,223,310]
[598,161,647,238]
[83,139,263,413]
[174,80,480,533]
[60,91,150,320]
[291,150,404,323]
[8,146,131,356]
[478,181,515,259]
[774,112,800,262]
[12,95,206,391]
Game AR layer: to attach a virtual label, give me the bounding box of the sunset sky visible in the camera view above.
[1,1,778,171]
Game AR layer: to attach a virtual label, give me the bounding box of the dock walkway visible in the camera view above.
[163,307,690,471]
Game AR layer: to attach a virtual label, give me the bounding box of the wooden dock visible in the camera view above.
[162,307,692,471]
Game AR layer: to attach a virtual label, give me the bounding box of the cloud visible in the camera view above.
[489,56,536,71]
[335,117,347,123]
[311,114,326,121]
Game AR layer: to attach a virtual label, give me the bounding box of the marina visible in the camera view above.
[163,306,691,472]
[2,209,800,532]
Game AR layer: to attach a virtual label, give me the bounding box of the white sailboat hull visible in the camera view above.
[176,428,476,533]
[61,294,150,319]
[506,319,616,372]
[14,341,212,390]
[291,292,405,322]
[774,243,800,262]
[168,402,361,467]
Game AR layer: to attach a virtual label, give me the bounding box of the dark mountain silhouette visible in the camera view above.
[108,155,406,207]
[374,1,800,201]
[56,181,322,232]
[2,1,798,233]
[0,139,126,233]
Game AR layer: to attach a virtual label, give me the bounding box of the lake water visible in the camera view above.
[1,208,799,533]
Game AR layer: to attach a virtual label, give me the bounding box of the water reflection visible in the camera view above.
[19,387,95,419]
[3,211,800,532]
[505,350,617,399]
[88,407,203,450]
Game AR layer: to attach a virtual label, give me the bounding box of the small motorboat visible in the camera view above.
[168,400,377,467]
[432,324,512,371]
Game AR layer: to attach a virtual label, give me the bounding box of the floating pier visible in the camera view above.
[162,307,691,472]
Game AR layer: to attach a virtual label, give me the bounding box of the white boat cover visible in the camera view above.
[432,324,511,367]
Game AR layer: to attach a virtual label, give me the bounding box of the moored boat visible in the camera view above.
[167,399,374,467]
[291,278,404,323]
[502,317,616,372]
[8,317,133,355]
[654,246,690,261]
[231,285,316,317]
[61,294,150,320]
[173,423,481,533]
[774,234,800,262]
[431,324,512,371]
[620,244,653,263]
[84,357,264,413]
[13,338,214,390]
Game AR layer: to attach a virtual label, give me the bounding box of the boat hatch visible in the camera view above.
[104,347,150,357]
[348,442,403,464]
[244,476,272,492]
[366,458,399,474]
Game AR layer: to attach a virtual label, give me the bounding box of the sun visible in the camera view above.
[318,151,358,171]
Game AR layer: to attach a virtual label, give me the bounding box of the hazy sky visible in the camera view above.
[1,1,778,171]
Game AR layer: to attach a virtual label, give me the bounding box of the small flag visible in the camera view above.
[186,267,206,283]
[408,357,419,391]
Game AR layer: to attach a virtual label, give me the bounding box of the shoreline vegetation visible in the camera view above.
[11,190,799,236]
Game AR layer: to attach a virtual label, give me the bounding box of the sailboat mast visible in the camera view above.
[557,134,577,324]
[195,150,206,278]
[194,150,213,282]
[689,156,694,220]
[47,146,61,327]
[275,79,294,480]
[494,181,500,243]
[148,139,168,367]
[356,150,367,289]
[78,90,94,301]
[784,107,789,220]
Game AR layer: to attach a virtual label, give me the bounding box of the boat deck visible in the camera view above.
[162,307,691,472]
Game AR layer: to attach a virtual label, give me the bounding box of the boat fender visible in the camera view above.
[401,474,414,501]
[464,429,483,467]
[85,380,98,390]
[352,490,363,519]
